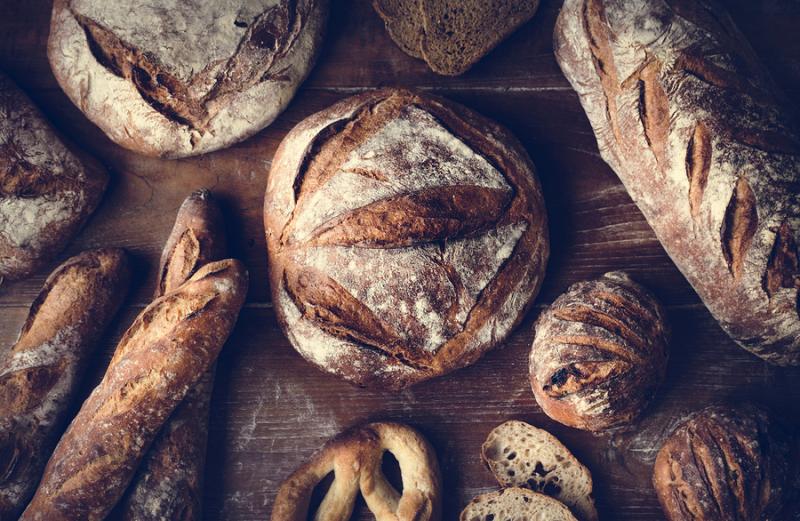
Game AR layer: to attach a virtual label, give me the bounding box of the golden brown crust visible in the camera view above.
[529,272,670,432]
[271,422,441,521]
[265,88,549,390]
[19,259,247,521]
[0,248,130,519]
[652,405,793,521]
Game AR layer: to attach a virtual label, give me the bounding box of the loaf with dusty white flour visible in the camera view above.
[264,88,550,390]
[554,0,800,365]
[0,72,108,281]
[48,0,328,158]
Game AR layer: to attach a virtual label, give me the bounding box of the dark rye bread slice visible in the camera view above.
[372,0,424,59]
[460,488,577,521]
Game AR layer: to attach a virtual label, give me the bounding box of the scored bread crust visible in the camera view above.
[460,487,578,521]
[554,0,800,365]
[271,422,441,521]
[47,0,328,159]
[0,249,129,519]
[652,405,792,521]
[530,272,670,432]
[264,88,549,390]
[0,72,108,281]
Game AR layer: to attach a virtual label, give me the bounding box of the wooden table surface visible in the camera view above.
[2,1,800,519]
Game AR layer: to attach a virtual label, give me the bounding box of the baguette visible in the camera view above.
[0,249,129,519]
[20,259,247,520]
[554,0,800,364]
[116,189,226,521]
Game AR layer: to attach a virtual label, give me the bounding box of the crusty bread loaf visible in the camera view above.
[47,0,328,158]
[481,421,598,521]
[530,272,670,432]
[0,71,107,281]
[372,0,539,76]
[0,249,129,519]
[20,259,247,520]
[272,422,441,521]
[460,487,577,521]
[653,404,792,521]
[554,0,800,365]
[264,88,549,390]
[115,189,226,521]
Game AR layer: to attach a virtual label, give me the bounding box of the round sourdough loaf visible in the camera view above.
[0,72,107,281]
[47,0,327,159]
[530,272,670,431]
[264,89,549,390]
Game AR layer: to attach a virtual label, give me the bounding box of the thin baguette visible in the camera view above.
[0,249,129,519]
[20,259,247,521]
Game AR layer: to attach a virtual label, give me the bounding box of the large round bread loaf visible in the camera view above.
[0,72,107,281]
[264,88,549,390]
[554,0,800,365]
[48,0,327,158]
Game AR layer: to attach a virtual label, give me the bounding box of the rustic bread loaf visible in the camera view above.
[653,404,793,521]
[0,249,129,519]
[529,272,670,432]
[272,422,441,521]
[460,487,577,521]
[554,0,800,365]
[48,0,328,159]
[20,259,247,520]
[0,72,107,281]
[115,189,226,521]
[372,0,539,76]
[264,88,549,390]
[481,421,598,521]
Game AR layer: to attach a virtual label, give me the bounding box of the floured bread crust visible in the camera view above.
[47,0,328,158]
[265,88,549,390]
[554,0,800,365]
[0,72,107,281]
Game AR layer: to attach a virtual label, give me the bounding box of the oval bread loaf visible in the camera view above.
[48,0,328,158]
[0,249,129,519]
[554,0,800,365]
[460,488,577,521]
[530,272,669,431]
[264,88,549,390]
[0,72,107,281]
[653,404,793,521]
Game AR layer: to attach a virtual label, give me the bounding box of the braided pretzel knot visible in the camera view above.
[271,422,441,521]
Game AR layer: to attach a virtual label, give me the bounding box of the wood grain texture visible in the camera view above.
[1,0,799,519]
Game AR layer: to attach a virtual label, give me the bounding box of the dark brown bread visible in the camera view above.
[372,0,424,59]
[529,272,670,432]
[115,189,226,521]
[554,0,800,365]
[20,259,247,521]
[0,71,107,281]
[48,0,328,158]
[0,249,129,519]
[653,405,793,521]
[264,88,549,390]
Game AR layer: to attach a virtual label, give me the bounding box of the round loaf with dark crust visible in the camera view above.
[264,88,549,390]
[653,404,793,521]
[48,0,328,158]
[529,271,669,431]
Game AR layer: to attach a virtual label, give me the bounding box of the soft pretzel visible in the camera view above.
[271,422,441,521]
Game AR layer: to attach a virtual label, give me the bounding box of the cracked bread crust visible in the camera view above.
[554,0,800,365]
[47,0,328,158]
[264,88,549,390]
[652,405,793,521]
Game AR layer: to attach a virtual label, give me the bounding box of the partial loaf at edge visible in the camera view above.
[554,0,800,364]
[460,488,578,521]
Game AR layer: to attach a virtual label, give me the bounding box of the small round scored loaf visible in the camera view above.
[48,0,328,158]
[653,404,793,521]
[264,88,549,390]
[529,272,670,431]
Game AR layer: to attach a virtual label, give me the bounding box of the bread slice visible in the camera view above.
[481,421,598,521]
[419,0,540,75]
[372,0,424,58]
[460,487,577,521]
